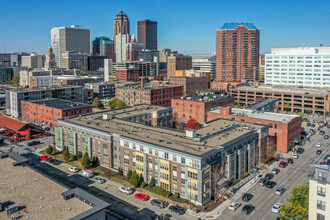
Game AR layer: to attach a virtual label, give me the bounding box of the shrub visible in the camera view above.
[174,192,180,199]
[183,199,190,204]
[152,186,171,197]
[126,170,132,180]
[117,167,123,176]
[240,172,250,180]
[70,154,77,160]
[263,157,275,164]
[63,148,70,162]
[46,145,53,155]
[130,171,140,187]
[140,182,147,188]
[231,179,240,186]
[80,152,91,169]
[149,177,156,188]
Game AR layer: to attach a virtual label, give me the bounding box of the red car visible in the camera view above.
[134,193,149,201]
[39,155,50,161]
[279,162,288,168]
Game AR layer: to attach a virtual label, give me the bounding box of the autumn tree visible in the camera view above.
[279,184,309,220]
[63,148,70,162]
[92,97,100,108]
[11,76,20,85]
[80,152,91,169]
[185,118,200,130]
[108,98,127,109]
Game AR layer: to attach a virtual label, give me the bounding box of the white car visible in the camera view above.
[271,203,282,213]
[292,153,298,159]
[119,186,133,195]
[316,143,322,147]
[229,202,241,211]
[92,177,106,184]
[275,187,286,195]
[68,167,79,173]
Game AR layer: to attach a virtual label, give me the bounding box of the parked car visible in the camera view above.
[266,181,276,189]
[169,205,186,215]
[275,187,286,195]
[134,193,149,201]
[259,178,268,187]
[229,202,241,211]
[279,162,288,168]
[151,199,169,208]
[119,186,133,195]
[242,204,255,215]
[49,158,59,165]
[271,203,282,213]
[319,130,325,135]
[68,167,79,173]
[265,173,274,180]
[297,148,304,154]
[327,124,330,128]
[316,143,322,147]
[92,177,106,184]
[311,124,316,128]
[306,123,311,127]
[28,140,41,146]
[45,127,51,131]
[39,155,50,161]
[316,150,322,155]
[272,168,280,175]
[80,169,94,178]
[324,135,329,139]
[242,193,253,202]
[292,153,298,159]
[288,158,294,164]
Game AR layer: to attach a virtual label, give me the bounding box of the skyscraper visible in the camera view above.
[51,25,90,68]
[115,34,131,63]
[216,23,260,82]
[44,46,57,71]
[92,36,114,60]
[114,11,130,39]
[137,19,157,51]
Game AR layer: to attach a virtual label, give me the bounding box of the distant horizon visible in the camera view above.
[0,0,329,55]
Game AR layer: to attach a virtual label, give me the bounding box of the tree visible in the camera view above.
[139,174,144,185]
[149,177,156,188]
[126,169,132,180]
[25,134,30,141]
[281,102,291,112]
[185,118,200,130]
[129,171,140,187]
[80,152,91,169]
[63,148,70,162]
[211,164,226,201]
[258,75,265,81]
[92,97,100,108]
[108,98,127,109]
[46,145,53,155]
[11,76,20,85]
[279,184,309,220]
[117,167,123,175]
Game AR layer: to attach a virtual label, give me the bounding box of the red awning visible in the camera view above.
[17,129,30,136]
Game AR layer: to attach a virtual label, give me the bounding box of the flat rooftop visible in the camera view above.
[176,93,232,102]
[23,98,91,110]
[9,85,83,93]
[117,82,182,90]
[0,156,91,220]
[86,80,138,86]
[210,108,299,123]
[61,105,265,156]
[232,85,330,95]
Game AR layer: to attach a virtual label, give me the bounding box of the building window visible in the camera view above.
[181,157,185,164]
[317,213,325,220]
[188,171,198,180]
[164,152,169,159]
[160,162,169,170]
[318,172,327,182]
[173,184,177,192]
[161,182,169,191]
[317,200,326,211]
[124,150,129,156]
[181,179,185,184]
[149,158,153,164]
[173,155,177,162]
[268,123,273,128]
[173,165,177,171]
[181,187,185,196]
[317,186,326,197]
[103,143,108,156]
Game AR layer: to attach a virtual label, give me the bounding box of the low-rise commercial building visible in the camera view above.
[207,107,301,154]
[309,156,330,220]
[169,76,209,96]
[21,53,45,69]
[21,98,92,128]
[56,105,269,206]
[115,66,139,82]
[191,54,216,79]
[62,51,88,73]
[167,54,192,78]
[231,85,330,116]
[172,93,235,124]
[116,81,183,106]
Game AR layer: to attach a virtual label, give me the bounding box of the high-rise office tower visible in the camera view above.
[115,34,131,63]
[216,23,259,82]
[137,19,157,51]
[92,36,115,60]
[114,11,130,40]
[51,25,90,68]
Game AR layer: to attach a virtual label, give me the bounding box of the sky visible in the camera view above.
[0,0,329,55]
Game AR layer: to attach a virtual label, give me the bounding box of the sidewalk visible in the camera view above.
[187,162,280,219]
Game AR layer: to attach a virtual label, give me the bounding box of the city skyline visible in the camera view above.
[0,0,330,55]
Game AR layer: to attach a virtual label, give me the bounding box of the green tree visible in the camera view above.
[46,145,53,155]
[108,97,128,109]
[279,184,309,220]
[149,177,156,188]
[117,167,123,175]
[129,171,140,187]
[25,134,30,141]
[80,152,91,169]
[63,148,70,162]
[126,169,132,180]
[258,75,265,81]
[92,97,100,108]
[11,76,20,85]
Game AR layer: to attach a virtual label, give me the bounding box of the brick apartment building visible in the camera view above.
[210,82,230,93]
[169,76,209,96]
[207,107,301,154]
[171,93,235,124]
[167,54,192,78]
[21,99,92,128]
[231,85,330,116]
[115,67,139,82]
[116,81,183,106]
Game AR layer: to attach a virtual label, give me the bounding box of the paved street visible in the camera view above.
[218,123,330,220]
